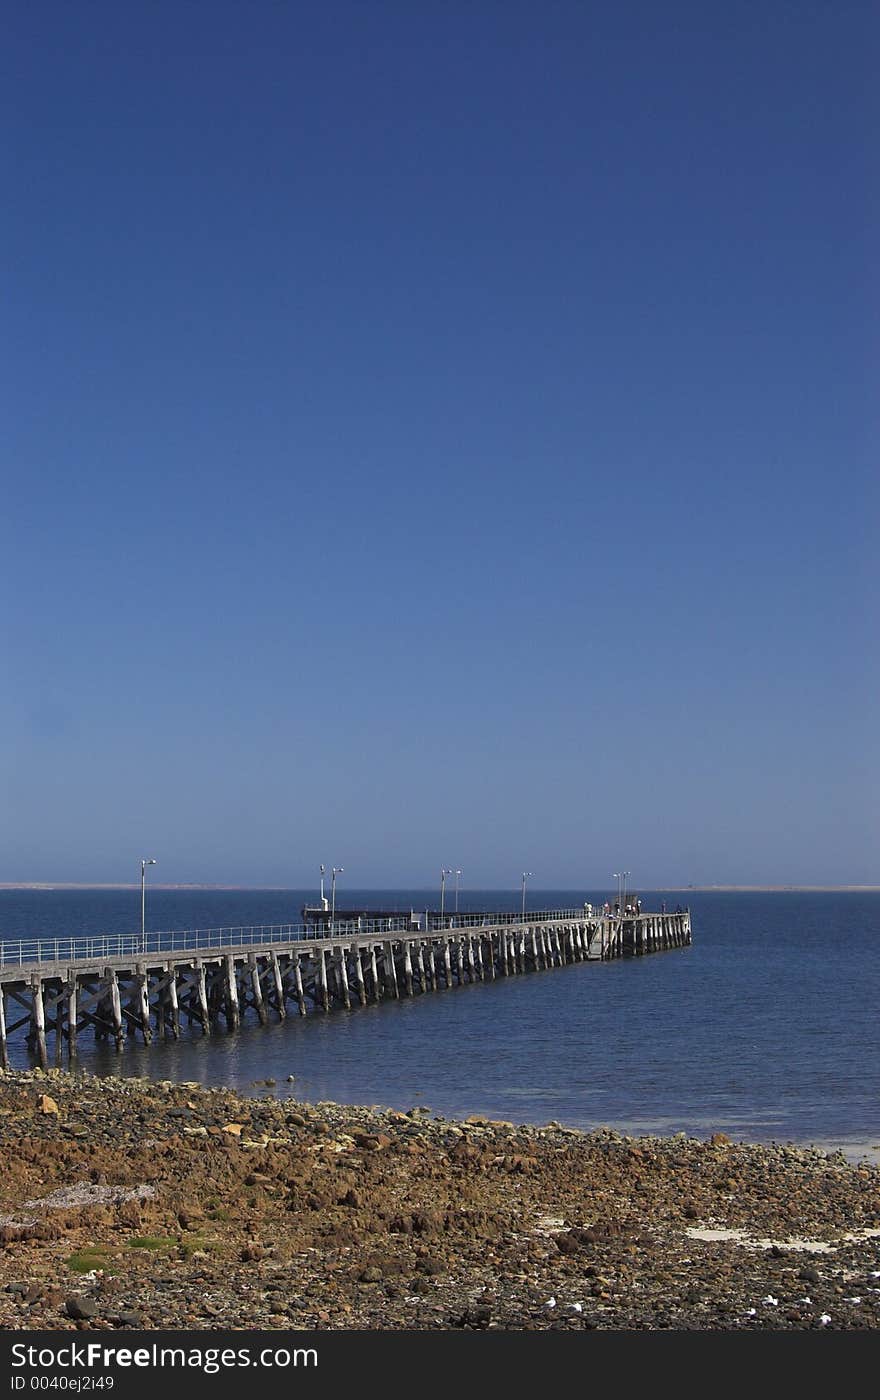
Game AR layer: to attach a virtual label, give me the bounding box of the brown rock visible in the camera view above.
[353,1132,392,1152]
[65,1296,98,1321]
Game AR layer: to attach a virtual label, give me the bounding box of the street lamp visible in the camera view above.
[622,870,631,914]
[521,871,532,921]
[330,867,343,936]
[440,869,453,919]
[612,872,622,913]
[140,859,156,953]
[454,869,462,914]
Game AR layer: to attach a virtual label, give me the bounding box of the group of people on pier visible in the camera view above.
[604,898,642,916]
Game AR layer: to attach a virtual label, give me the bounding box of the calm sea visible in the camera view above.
[1,888,877,1156]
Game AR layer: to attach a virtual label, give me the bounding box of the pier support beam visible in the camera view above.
[369,947,381,1002]
[383,942,400,999]
[317,948,330,1012]
[414,942,427,992]
[426,943,438,990]
[293,956,307,1016]
[104,970,124,1051]
[249,953,268,1025]
[335,949,351,1010]
[224,955,240,1030]
[67,978,78,1059]
[29,977,48,1067]
[474,935,485,980]
[195,961,210,1033]
[270,951,286,1020]
[352,944,367,1007]
[135,964,152,1044]
[164,966,180,1038]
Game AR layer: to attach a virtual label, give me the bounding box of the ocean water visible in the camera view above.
[1,888,877,1155]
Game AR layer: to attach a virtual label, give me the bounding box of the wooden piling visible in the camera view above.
[67,978,78,1059]
[223,955,240,1030]
[335,948,351,1010]
[29,977,48,1067]
[474,935,485,980]
[165,966,180,1038]
[384,941,400,998]
[402,942,414,996]
[265,952,282,1019]
[317,948,330,1012]
[484,934,495,980]
[249,953,268,1025]
[367,946,379,1001]
[293,956,308,1016]
[103,970,124,1051]
[426,943,438,989]
[135,964,152,1044]
[196,961,211,1033]
[414,942,427,992]
[352,944,367,1007]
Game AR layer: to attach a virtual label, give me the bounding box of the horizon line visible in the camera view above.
[1,882,879,893]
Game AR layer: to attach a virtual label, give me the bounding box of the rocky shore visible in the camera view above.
[0,1070,878,1330]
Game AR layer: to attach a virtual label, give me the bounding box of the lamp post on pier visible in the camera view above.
[440,869,453,920]
[330,867,343,936]
[454,869,462,914]
[622,870,631,914]
[613,872,622,913]
[140,858,156,954]
[521,871,532,922]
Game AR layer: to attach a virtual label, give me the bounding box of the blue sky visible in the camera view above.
[2,1,877,887]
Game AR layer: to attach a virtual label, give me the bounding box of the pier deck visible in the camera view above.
[0,909,691,1068]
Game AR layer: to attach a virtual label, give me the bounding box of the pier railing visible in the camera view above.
[0,907,601,969]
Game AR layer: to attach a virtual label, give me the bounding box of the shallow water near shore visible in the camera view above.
[2,888,878,1160]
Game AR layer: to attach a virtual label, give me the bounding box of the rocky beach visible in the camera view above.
[0,1069,878,1331]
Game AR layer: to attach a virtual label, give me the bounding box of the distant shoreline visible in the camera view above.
[1,883,878,894]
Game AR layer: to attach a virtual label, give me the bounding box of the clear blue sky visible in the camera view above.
[2,2,877,887]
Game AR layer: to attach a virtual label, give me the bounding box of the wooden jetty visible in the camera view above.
[0,908,691,1069]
